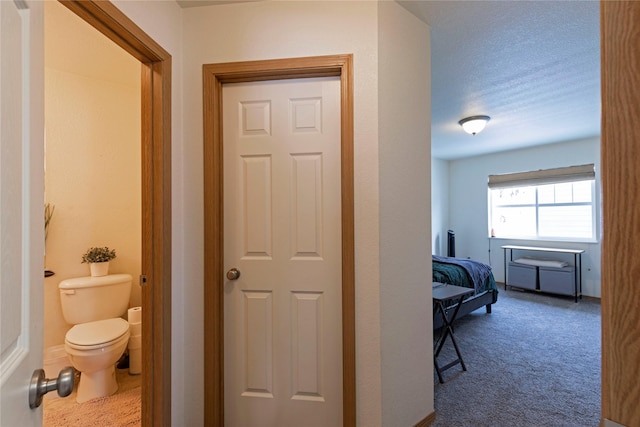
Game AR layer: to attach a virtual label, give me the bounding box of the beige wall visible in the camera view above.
[183,2,379,424]
[43,1,141,349]
[60,0,434,424]
[183,1,432,425]
[109,1,186,423]
[378,2,433,425]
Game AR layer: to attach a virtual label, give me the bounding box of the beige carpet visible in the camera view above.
[44,387,140,427]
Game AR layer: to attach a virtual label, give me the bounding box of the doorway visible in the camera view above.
[54,1,172,425]
[203,55,355,427]
[43,0,141,421]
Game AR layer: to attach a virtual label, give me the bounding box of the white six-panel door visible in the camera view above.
[0,1,44,425]
[223,77,342,426]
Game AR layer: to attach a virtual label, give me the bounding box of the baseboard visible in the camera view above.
[602,419,626,427]
[414,411,436,427]
[499,282,602,302]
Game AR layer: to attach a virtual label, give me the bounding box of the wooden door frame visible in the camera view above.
[203,55,355,427]
[58,1,172,425]
[601,1,640,425]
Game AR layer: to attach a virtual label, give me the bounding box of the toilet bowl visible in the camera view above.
[64,318,130,403]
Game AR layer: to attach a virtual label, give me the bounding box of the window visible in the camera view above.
[488,165,596,242]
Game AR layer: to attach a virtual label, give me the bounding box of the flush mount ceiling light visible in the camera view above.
[458,115,491,135]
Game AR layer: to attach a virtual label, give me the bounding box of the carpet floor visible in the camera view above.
[432,287,601,427]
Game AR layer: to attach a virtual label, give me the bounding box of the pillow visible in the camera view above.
[514,257,568,268]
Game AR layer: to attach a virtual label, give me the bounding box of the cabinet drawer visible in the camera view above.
[539,266,575,295]
[508,262,538,290]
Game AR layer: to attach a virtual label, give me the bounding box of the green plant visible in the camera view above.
[81,246,116,264]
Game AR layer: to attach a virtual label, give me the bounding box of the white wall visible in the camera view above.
[378,2,432,425]
[431,157,449,255]
[43,0,141,349]
[445,137,601,297]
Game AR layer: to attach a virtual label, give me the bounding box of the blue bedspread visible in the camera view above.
[432,255,496,294]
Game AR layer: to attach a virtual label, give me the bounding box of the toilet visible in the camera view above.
[58,274,132,403]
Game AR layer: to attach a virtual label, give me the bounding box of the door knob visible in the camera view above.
[29,366,75,409]
[226,268,241,281]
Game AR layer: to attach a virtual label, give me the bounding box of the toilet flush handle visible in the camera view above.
[226,268,241,281]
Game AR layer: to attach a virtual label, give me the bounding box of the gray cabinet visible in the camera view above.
[539,266,576,295]
[502,245,584,302]
[507,262,537,290]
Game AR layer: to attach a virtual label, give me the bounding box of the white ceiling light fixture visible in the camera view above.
[458,115,491,135]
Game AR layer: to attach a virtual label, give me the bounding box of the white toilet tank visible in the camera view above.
[59,274,132,325]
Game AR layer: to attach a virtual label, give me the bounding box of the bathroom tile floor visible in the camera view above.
[44,366,141,424]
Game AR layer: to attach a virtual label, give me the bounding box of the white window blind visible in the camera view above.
[488,164,596,241]
[488,164,595,189]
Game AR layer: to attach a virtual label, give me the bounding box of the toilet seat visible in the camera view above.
[65,318,130,350]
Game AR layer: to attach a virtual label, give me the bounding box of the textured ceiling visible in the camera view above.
[399,0,601,159]
[176,1,601,160]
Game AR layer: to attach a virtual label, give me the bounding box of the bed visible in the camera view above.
[432,255,499,329]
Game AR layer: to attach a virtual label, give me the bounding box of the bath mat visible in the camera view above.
[44,386,140,427]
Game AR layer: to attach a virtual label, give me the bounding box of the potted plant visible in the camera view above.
[81,246,116,277]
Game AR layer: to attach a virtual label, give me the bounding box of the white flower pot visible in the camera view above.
[90,262,109,277]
